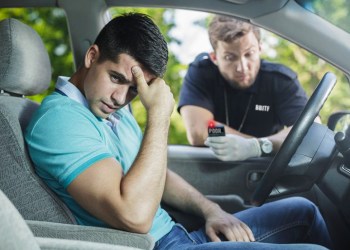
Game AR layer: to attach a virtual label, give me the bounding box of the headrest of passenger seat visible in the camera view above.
[0,18,51,96]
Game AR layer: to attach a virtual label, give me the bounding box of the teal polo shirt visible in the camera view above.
[25,82,174,241]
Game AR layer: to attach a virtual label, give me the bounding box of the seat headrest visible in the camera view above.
[0,18,51,96]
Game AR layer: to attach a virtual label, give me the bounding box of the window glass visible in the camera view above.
[108,7,349,144]
[296,0,350,33]
[1,6,348,145]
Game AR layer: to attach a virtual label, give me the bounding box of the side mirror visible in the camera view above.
[327,111,350,133]
[329,111,350,168]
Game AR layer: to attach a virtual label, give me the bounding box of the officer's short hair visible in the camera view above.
[208,15,261,51]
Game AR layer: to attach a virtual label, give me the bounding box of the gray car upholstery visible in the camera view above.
[27,220,155,250]
[0,18,154,249]
[0,17,76,224]
[0,189,143,250]
[0,188,40,250]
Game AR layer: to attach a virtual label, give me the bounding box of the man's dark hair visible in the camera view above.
[94,13,168,77]
[208,15,261,51]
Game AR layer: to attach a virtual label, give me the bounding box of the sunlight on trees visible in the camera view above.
[1,6,349,145]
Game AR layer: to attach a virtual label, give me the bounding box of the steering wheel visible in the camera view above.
[251,72,337,206]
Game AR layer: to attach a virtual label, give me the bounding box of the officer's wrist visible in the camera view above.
[258,137,273,156]
[249,138,262,158]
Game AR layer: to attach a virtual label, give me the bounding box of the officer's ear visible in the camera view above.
[258,42,262,54]
[209,52,218,66]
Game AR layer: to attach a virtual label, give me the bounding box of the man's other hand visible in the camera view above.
[204,204,255,242]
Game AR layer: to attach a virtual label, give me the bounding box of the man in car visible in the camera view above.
[178,15,309,161]
[25,13,331,250]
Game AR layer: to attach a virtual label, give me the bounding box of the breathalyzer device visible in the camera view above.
[208,120,225,137]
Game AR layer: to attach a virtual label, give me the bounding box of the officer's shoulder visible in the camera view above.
[260,60,297,79]
[190,52,214,68]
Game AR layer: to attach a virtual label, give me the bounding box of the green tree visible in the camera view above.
[1,7,189,144]
[259,1,350,124]
[2,6,349,145]
[109,7,188,144]
[0,8,74,102]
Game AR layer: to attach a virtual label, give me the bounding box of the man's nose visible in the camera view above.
[112,86,129,106]
[236,58,247,72]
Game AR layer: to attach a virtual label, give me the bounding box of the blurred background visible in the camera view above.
[1,6,349,144]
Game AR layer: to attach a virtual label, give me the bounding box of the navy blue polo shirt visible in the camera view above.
[178,53,308,137]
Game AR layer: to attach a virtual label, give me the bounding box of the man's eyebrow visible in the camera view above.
[109,70,132,84]
[243,45,258,52]
[224,51,238,56]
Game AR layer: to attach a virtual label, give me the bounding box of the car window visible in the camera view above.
[1,6,348,145]
[108,7,349,145]
[296,0,350,33]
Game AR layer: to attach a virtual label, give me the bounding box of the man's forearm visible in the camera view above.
[122,114,170,216]
[162,170,218,219]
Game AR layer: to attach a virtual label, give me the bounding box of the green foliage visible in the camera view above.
[310,0,350,33]
[109,7,189,144]
[0,8,74,103]
[261,32,350,124]
[2,6,349,145]
[291,0,350,120]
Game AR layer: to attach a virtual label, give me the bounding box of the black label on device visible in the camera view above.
[208,125,225,137]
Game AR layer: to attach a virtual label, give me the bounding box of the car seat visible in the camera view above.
[0,17,76,224]
[0,189,143,250]
[0,18,154,249]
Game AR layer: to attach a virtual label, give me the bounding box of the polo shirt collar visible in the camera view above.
[56,76,89,109]
[55,76,123,132]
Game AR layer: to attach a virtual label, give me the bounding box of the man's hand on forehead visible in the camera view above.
[132,66,156,86]
[131,65,174,117]
[132,66,148,89]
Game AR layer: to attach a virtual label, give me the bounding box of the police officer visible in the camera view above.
[178,15,309,161]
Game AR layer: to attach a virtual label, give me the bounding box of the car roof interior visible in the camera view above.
[1,1,350,249]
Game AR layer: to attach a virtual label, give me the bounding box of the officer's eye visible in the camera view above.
[224,54,235,62]
[246,50,256,58]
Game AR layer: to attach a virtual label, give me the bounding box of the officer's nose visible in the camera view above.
[236,58,248,73]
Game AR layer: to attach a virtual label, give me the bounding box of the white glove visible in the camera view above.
[204,134,261,161]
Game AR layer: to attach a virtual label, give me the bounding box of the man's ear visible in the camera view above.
[85,45,99,68]
[258,42,262,54]
[209,52,218,66]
